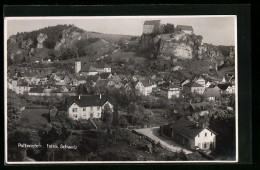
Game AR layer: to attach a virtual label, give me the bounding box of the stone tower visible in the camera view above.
[75,60,81,74]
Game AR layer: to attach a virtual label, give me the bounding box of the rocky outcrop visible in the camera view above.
[159,41,193,60]
[55,28,82,50]
[37,33,48,48]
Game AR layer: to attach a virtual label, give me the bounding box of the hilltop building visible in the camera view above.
[143,20,161,34]
[176,25,194,34]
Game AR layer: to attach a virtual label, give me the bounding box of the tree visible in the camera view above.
[163,23,175,33]
[7,90,22,129]
[112,105,119,127]
[8,127,40,161]
[39,122,70,161]
[101,104,113,132]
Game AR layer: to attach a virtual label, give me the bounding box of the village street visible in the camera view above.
[134,127,193,155]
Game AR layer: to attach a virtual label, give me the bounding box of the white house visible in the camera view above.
[183,82,205,94]
[162,118,216,150]
[161,84,181,99]
[194,75,206,87]
[135,80,154,96]
[66,94,114,120]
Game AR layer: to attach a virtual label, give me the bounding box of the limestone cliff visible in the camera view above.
[138,31,226,68]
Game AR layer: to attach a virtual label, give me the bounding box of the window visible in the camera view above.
[90,107,93,111]
[83,107,86,111]
[204,143,207,149]
[97,106,100,110]
[198,134,200,137]
[205,133,207,137]
[83,113,86,117]
[73,114,77,118]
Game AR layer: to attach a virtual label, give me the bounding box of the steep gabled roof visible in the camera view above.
[65,95,115,108]
[139,80,153,87]
[144,20,160,26]
[87,75,99,82]
[170,118,216,139]
[176,25,194,31]
[80,65,98,72]
[29,88,44,93]
[203,87,221,98]
[96,63,110,68]
[217,84,231,90]
[99,73,111,79]
[184,82,204,88]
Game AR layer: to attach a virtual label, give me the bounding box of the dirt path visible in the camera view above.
[134,127,193,155]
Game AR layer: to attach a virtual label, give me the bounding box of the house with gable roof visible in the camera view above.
[203,86,221,101]
[65,94,114,120]
[161,118,217,150]
[135,79,155,96]
[183,82,205,94]
[80,65,99,76]
[161,83,181,99]
[193,75,206,87]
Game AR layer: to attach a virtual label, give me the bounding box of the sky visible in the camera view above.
[5,16,236,46]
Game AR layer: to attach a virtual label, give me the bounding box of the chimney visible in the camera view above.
[79,94,81,100]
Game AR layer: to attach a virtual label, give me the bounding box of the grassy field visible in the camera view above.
[20,109,50,130]
[110,50,146,63]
